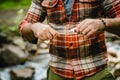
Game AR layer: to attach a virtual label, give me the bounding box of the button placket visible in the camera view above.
[70,42,73,47]
[70,35,73,47]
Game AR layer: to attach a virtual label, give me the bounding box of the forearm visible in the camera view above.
[104,18,120,36]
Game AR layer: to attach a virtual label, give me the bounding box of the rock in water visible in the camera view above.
[12,37,26,51]
[10,67,34,80]
[0,32,11,47]
[0,45,28,67]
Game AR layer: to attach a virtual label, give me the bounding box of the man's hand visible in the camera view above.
[75,19,105,38]
[31,23,59,41]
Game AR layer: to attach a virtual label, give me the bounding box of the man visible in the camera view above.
[19,0,120,80]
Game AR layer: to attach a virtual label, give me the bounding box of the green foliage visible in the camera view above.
[0,0,31,10]
[0,9,25,37]
[10,9,25,36]
[0,0,31,37]
[13,9,24,31]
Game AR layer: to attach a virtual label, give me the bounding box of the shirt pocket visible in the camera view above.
[79,0,98,3]
[78,0,100,19]
[42,0,64,24]
[42,0,58,8]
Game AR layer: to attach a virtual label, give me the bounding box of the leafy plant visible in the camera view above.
[10,9,25,35]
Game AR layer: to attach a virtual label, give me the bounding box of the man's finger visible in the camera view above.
[76,20,86,32]
[82,25,92,35]
[86,30,94,38]
[49,28,59,37]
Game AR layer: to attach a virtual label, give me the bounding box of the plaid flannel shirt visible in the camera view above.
[19,0,120,80]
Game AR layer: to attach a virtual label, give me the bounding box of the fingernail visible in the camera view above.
[74,29,77,32]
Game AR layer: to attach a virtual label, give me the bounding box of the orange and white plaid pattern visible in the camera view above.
[19,0,120,80]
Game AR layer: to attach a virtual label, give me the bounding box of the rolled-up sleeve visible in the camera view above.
[101,0,120,18]
[18,0,46,34]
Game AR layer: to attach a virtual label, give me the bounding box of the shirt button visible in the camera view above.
[70,43,73,47]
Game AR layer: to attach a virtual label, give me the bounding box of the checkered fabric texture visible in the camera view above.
[19,0,120,80]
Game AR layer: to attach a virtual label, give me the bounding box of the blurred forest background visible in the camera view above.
[0,0,120,80]
[0,0,49,80]
[0,0,31,37]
